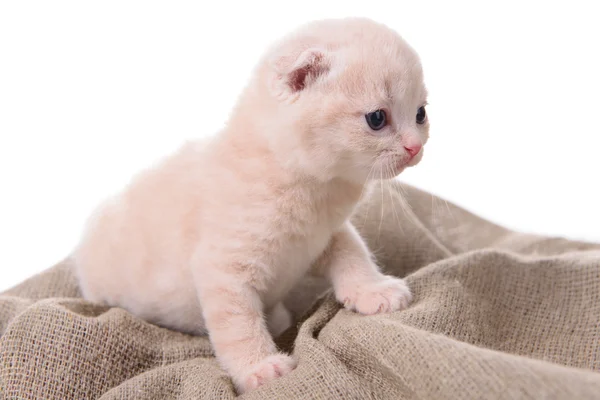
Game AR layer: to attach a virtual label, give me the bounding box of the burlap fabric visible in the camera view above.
[2,181,599,399]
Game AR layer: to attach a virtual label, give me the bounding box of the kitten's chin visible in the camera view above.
[370,164,404,180]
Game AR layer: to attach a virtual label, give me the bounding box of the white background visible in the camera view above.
[1,1,598,292]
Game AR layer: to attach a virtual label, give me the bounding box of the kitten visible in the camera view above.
[73,17,429,393]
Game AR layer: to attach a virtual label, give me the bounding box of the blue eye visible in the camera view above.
[365,110,387,130]
[416,106,427,124]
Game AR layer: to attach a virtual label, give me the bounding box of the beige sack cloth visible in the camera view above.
[1,181,599,399]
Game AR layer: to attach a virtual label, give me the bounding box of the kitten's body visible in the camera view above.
[74,18,429,393]
[77,137,362,335]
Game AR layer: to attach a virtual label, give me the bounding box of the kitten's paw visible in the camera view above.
[337,276,412,315]
[237,353,297,393]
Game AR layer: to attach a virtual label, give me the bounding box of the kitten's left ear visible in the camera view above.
[269,47,331,103]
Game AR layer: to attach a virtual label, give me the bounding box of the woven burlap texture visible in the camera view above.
[1,181,599,399]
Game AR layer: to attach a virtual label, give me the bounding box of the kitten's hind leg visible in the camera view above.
[267,302,292,337]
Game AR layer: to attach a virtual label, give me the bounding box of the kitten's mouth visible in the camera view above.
[379,156,409,178]
[377,148,423,178]
[391,150,422,173]
[406,149,424,167]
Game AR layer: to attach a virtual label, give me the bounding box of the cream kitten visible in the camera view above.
[73,17,429,393]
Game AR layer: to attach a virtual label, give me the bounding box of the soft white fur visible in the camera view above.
[73,17,429,393]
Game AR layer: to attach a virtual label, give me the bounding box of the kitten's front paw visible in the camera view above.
[337,276,412,315]
[237,353,297,393]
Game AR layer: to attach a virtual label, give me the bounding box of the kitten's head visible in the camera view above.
[253,18,429,184]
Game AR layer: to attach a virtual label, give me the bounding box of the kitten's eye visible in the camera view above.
[365,109,387,131]
[416,106,427,125]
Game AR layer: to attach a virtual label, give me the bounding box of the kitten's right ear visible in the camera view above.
[268,47,331,103]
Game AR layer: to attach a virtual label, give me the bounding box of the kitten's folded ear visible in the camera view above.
[268,47,331,103]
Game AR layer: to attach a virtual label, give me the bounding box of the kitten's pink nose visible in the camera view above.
[403,142,422,158]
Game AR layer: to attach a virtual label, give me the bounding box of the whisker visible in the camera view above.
[442,197,457,222]
[431,192,437,222]
[385,164,403,236]
[392,178,426,236]
[359,158,378,230]
[377,164,385,242]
